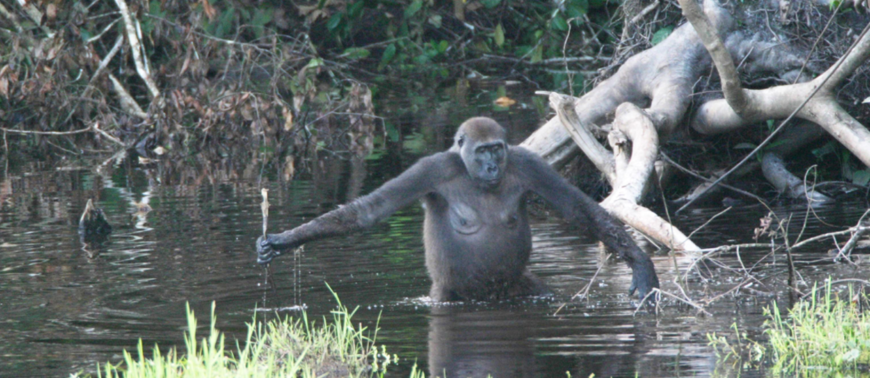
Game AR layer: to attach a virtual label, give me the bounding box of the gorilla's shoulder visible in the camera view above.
[507,146,547,168]
[413,151,466,177]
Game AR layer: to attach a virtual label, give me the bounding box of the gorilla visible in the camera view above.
[257,117,659,301]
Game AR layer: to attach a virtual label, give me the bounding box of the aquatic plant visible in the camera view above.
[94,291,396,378]
[709,280,870,376]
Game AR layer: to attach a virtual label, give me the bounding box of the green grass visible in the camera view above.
[709,281,870,376]
[92,290,399,378]
[764,282,870,375]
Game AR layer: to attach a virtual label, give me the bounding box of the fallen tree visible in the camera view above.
[520,0,870,252]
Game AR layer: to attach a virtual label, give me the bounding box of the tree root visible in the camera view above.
[519,0,730,168]
[685,0,870,168]
[549,93,700,251]
[523,0,870,255]
[761,153,832,203]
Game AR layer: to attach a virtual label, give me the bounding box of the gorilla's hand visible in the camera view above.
[629,260,660,303]
[257,233,296,265]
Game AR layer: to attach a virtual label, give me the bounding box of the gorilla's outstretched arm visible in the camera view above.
[257,153,460,264]
[513,147,660,299]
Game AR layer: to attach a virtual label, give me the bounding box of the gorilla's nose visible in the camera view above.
[486,164,498,174]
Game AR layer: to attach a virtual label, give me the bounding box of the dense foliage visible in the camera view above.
[0,0,625,159]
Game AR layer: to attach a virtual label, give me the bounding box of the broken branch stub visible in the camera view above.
[549,92,616,185]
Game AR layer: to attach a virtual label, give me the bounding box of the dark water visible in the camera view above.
[2,85,869,377]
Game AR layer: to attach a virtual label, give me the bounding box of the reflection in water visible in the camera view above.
[427,305,539,378]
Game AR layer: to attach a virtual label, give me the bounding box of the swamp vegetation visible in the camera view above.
[2,0,870,377]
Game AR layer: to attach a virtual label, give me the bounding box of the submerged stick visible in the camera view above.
[261,188,269,238]
[260,188,276,291]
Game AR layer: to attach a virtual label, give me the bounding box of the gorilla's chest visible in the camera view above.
[423,180,528,235]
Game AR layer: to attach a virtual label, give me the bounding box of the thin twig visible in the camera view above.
[660,152,766,204]
[687,206,732,241]
[635,288,712,316]
[0,126,93,135]
[629,0,661,25]
[552,265,604,316]
[92,123,125,147]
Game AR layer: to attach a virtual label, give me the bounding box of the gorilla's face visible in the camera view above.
[452,118,509,188]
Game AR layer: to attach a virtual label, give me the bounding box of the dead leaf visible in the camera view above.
[46,3,57,20]
[284,155,295,181]
[0,77,8,99]
[282,107,294,131]
[201,0,217,21]
[153,146,166,155]
[863,96,870,104]
[494,96,516,107]
[134,201,152,214]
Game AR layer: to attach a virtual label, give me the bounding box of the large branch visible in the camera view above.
[691,22,870,167]
[550,97,701,251]
[601,104,699,251]
[520,0,731,168]
[678,0,749,117]
[549,92,616,185]
[761,153,831,203]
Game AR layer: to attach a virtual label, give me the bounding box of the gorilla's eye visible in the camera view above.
[457,137,465,147]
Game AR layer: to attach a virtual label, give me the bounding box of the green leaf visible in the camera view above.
[252,8,272,26]
[437,40,449,53]
[348,1,365,18]
[550,15,568,31]
[852,170,870,186]
[494,23,505,47]
[149,0,165,16]
[385,122,399,142]
[812,141,837,160]
[378,44,397,70]
[327,12,342,31]
[340,47,371,60]
[733,142,757,150]
[405,0,423,18]
[306,58,324,68]
[650,25,673,46]
[481,0,502,8]
[567,0,588,17]
[530,44,543,63]
[214,7,235,38]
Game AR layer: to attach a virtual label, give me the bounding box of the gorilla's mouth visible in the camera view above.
[481,178,501,188]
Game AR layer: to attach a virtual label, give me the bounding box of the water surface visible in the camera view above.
[1,85,868,377]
